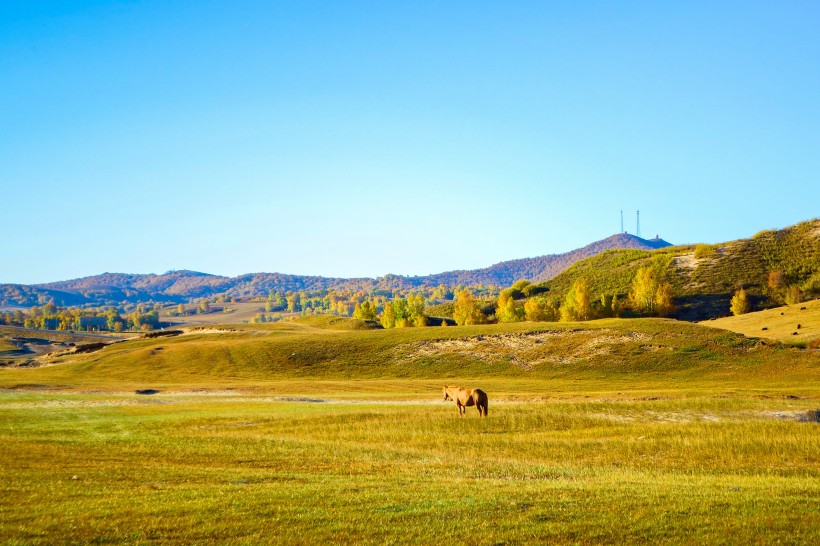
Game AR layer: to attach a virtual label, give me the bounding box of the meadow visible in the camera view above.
[708,299,820,346]
[1,318,818,544]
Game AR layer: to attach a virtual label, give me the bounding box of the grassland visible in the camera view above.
[0,338,18,353]
[1,318,818,544]
[707,299,820,345]
[159,301,287,327]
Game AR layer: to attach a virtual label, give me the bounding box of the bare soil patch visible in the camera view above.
[397,330,652,370]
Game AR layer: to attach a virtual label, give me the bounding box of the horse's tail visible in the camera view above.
[476,389,488,417]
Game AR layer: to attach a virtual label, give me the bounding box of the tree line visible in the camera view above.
[0,303,161,332]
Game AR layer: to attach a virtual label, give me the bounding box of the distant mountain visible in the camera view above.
[0,233,671,308]
[415,233,671,287]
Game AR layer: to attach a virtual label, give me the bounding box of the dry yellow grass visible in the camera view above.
[160,302,298,327]
[707,298,820,344]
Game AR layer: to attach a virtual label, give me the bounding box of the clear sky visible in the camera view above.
[2,1,818,284]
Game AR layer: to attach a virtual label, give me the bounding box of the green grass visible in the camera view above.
[1,394,818,544]
[0,338,18,353]
[1,318,818,543]
[1,318,816,394]
[288,314,382,330]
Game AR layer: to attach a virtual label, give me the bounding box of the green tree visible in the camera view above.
[176,303,185,316]
[106,308,123,331]
[730,288,750,316]
[406,294,428,327]
[391,298,410,327]
[199,300,210,314]
[599,294,614,318]
[286,293,301,313]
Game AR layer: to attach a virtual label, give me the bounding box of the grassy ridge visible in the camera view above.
[1,319,817,394]
[542,219,820,319]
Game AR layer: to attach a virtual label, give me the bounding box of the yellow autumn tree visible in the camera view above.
[654,282,674,317]
[353,301,378,321]
[524,297,558,322]
[453,290,486,326]
[561,278,592,321]
[380,301,396,328]
[730,288,750,316]
[496,291,523,323]
[629,267,674,317]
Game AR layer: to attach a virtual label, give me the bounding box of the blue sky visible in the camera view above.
[2,1,818,284]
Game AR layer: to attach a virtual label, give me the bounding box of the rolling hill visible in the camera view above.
[1,317,816,392]
[541,219,820,321]
[0,232,671,308]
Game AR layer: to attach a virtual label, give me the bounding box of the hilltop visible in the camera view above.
[541,219,820,320]
[0,232,670,308]
[413,232,670,287]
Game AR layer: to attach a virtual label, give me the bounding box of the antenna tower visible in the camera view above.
[636,210,641,238]
[620,210,624,233]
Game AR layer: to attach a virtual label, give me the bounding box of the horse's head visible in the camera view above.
[443,386,451,401]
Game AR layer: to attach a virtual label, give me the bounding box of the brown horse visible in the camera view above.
[443,385,488,417]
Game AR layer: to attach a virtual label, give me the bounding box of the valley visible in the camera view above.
[1,317,817,544]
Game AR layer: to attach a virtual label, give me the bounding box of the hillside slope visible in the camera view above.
[413,233,670,287]
[0,319,816,392]
[706,299,820,344]
[543,219,820,320]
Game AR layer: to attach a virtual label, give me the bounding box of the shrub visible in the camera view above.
[785,285,803,305]
[694,244,718,259]
[730,288,750,315]
[522,283,549,298]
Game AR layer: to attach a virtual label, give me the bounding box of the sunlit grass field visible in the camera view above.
[708,298,820,345]
[1,318,818,544]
